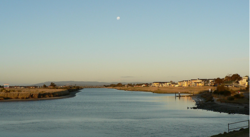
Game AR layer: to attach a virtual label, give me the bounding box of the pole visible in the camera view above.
[228,124,229,133]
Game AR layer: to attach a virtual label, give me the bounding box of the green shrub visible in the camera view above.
[227,96,234,101]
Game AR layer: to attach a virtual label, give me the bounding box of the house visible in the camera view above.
[152,82,171,87]
[178,80,191,87]
[189,78,206,86]
[207,79,215,86]
[183,80,190,87]
[239,76,249,87]
[152,82,161,87]
[4,84,9,88]
[178,81,183,87]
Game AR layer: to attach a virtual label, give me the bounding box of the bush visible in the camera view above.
[213,85,231,96]
[234,94,244,98]
[213,90,231,96]
[222,91,231,96]
[227,96,234,101]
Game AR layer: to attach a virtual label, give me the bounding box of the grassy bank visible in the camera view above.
[211,128,249,137]
[0,88,80,100]
[110,86,217,94]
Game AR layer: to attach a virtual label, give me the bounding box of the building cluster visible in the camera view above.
[177,79,215,87]
[152,76,249,88]
[151,78,214,87]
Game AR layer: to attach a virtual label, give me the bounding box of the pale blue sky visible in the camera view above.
[1,0,249,85]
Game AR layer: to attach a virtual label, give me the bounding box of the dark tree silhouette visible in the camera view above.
[116,83,123,87]
[43,84,47,88]
[50,82,56,87]
[230,74,242,81]
[214,78,223,85]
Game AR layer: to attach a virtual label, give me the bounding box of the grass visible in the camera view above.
[0,88,67,93]
[211,128,249,137]
[213,90,249,105]
[111,86,217,94]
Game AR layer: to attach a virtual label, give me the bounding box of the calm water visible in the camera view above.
[0,88,248,137]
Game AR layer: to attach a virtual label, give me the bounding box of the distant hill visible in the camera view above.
[30,81,136,86]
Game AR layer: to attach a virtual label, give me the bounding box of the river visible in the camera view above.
[0,88,248,137]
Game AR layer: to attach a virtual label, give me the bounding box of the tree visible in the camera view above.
[224,74,232,82]
[116,83,123,87]
[43,84,47,88]
[214,78,223,85]
[50,82,56,87]
[230,73,242,81]
[127,83,133,87]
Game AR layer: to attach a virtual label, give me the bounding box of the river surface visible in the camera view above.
[0,88,248,137]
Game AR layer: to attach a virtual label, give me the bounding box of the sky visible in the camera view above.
[0,0,249,85]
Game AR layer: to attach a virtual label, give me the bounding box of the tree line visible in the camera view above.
[214,73,247,85]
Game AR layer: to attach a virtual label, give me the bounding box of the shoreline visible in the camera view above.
[0,89,82,102]
[191,94,249,115]
[108,86,214,94]
[110,87,249,115]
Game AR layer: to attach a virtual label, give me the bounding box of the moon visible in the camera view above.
[117,16,120,20]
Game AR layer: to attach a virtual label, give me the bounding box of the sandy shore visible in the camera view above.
[0,89,82,102]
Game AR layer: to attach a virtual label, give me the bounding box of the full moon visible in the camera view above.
[117,16,120,20]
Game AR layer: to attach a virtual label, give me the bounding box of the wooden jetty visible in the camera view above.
[175,92,192,97]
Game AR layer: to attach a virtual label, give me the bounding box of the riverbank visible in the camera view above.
[0,88,82,102]
[211,128,249,137]
[192,92,249,115]
[110,86,249,115]
[109,86,217,94]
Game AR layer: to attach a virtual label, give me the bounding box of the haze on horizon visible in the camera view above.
[1,0,248,85]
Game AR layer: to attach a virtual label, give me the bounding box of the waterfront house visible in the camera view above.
[178,80,190,87]
[207,79,215,86]
[178,81,183,87]
[189,79,206,86]
[239,76,249,87]
[152,82,170,87]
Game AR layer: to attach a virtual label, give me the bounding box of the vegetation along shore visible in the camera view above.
[0,82,83,102]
